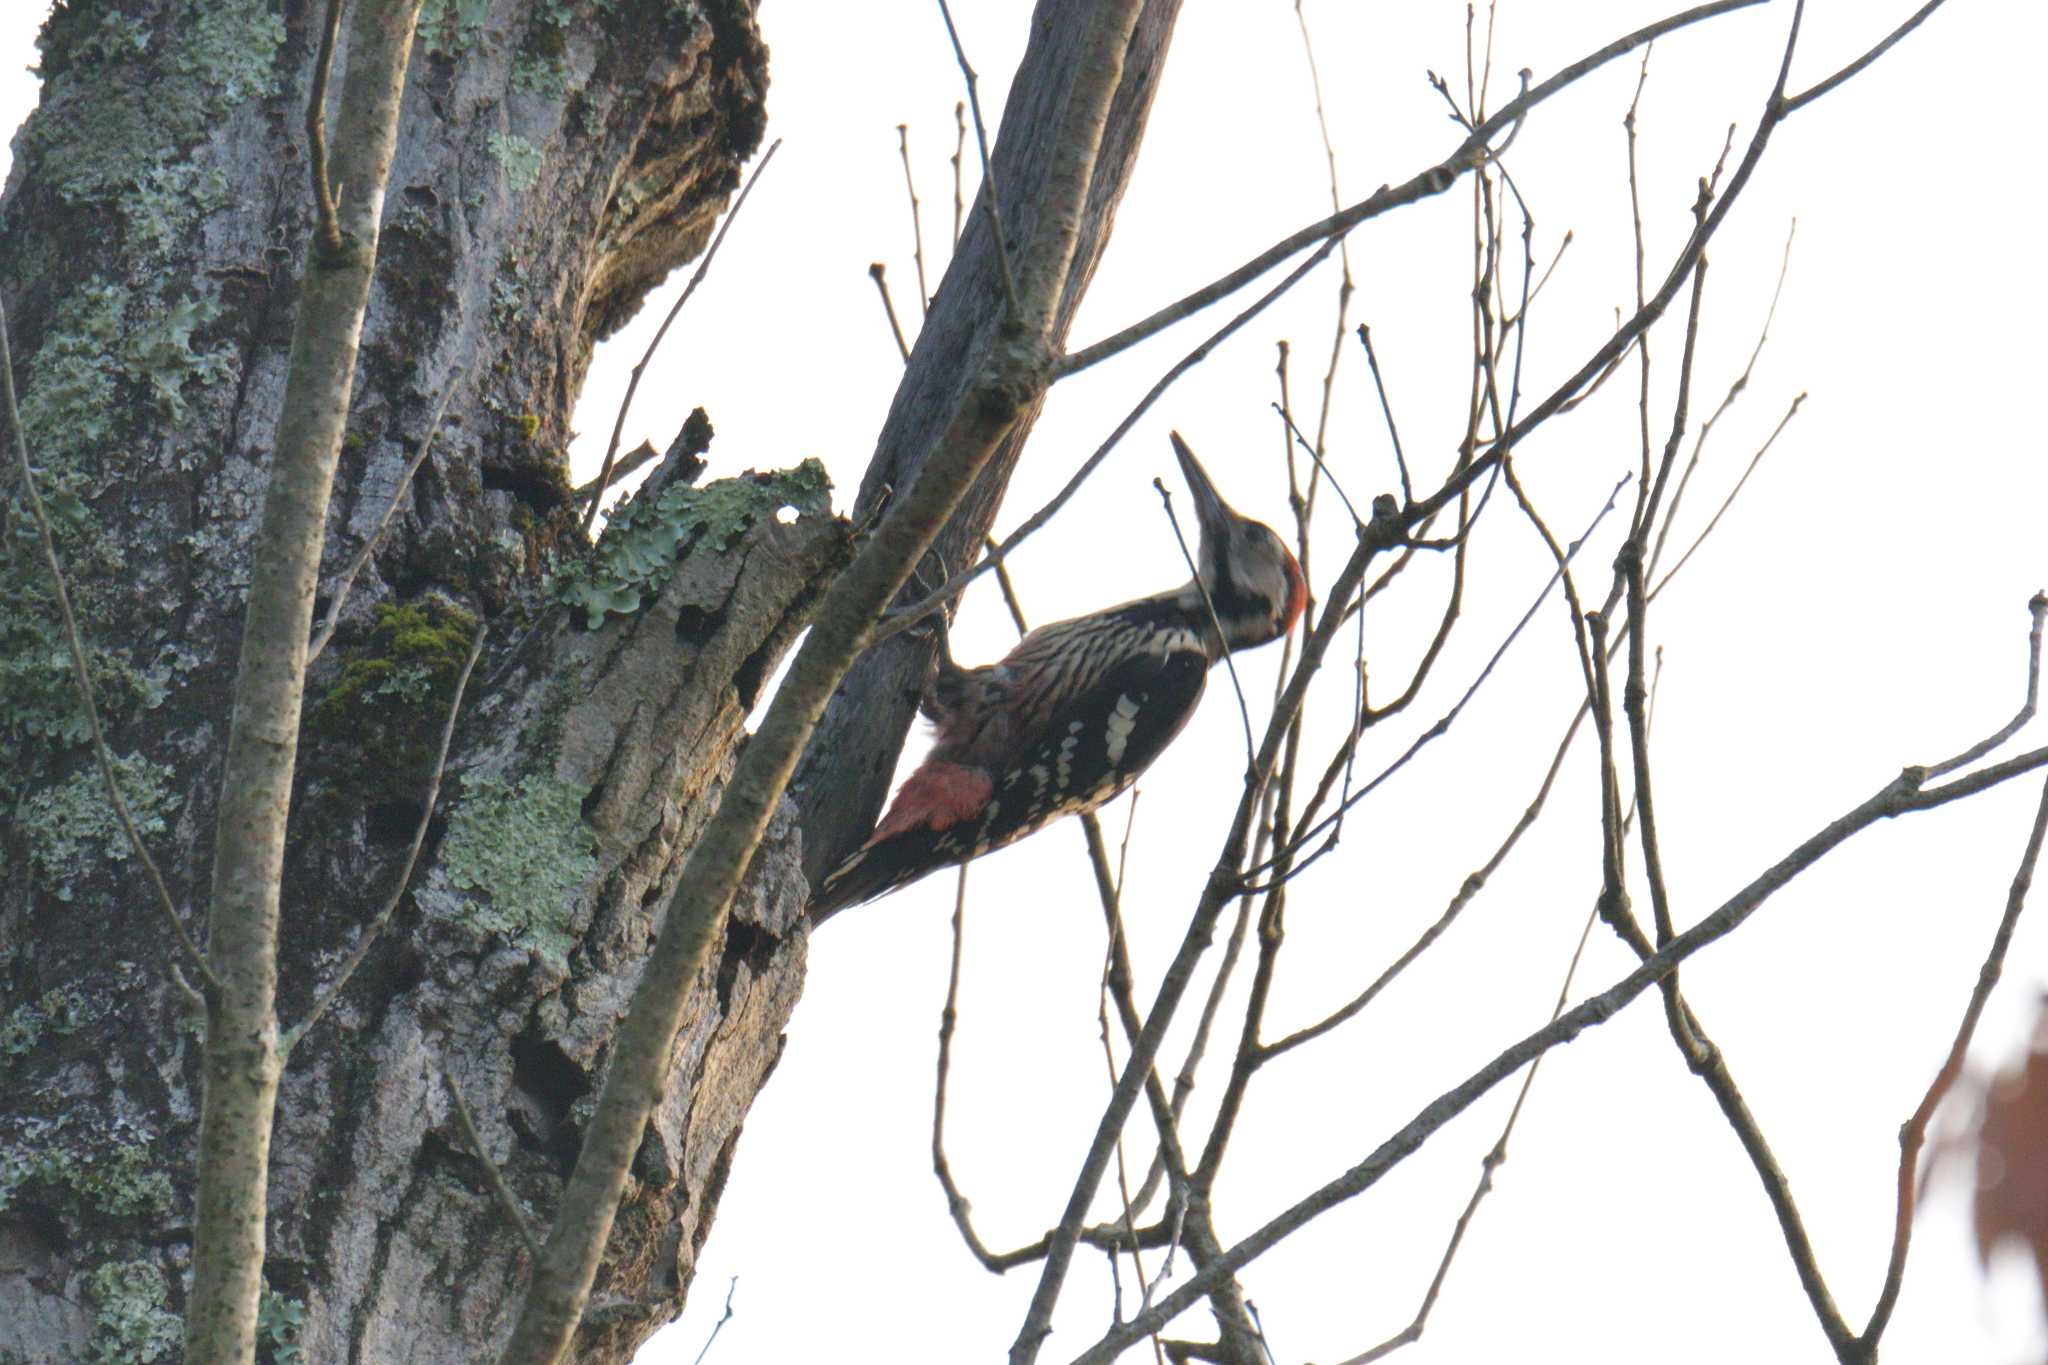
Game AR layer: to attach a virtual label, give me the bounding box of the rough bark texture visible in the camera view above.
[0,1,823,1362]
[792,0,1185,890]
[0,0,1182,1357]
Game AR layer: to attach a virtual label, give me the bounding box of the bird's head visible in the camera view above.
[1171,431,1308,657]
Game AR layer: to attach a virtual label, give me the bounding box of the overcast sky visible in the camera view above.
[5,3,2046,1363]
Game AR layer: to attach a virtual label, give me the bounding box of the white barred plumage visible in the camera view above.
[811,432,1307,915]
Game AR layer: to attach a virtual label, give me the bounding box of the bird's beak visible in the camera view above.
[1169,431,1235,544]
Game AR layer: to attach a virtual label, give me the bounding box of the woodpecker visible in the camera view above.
[812,431,1307,915]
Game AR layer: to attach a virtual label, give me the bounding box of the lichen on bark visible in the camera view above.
[1,1,798,1360]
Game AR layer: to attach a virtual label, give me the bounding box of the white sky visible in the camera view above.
[6,3,2047,1363]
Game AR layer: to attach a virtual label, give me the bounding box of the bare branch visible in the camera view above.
[1782,0,1951,114]
[951,101,967,247]
[1923,593,2048,780]
[442,1066,542,1260]
[1071,739,2048,1363]
[691,1278,739,1365]
[1647,219,1795,581]
[1056,0,1768,381]
[284,626,486,1057]
[307,0,346,253]
[308,369,465,663]
[931,862,1011,1270]
[869,262,913,364]
[1647,392,1804,599]
[936,0,1019,316]
[1355,324,1413,507]
[873,233,1345,650]
[1860,768,2048,1352]
[578,139,781,534]
[0,297,219,989]
[188,3,428,1354]
[898,124,931,316]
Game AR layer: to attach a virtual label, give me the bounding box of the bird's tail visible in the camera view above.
[809,825,963,916]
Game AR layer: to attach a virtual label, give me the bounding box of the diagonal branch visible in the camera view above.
[307,369,464,663]
[1055,0,1767,380]
[502,7,1153,1359]
[1069,739,2048,1364]
[1858,767,2048,1355]
[283,626,485,1057]
[578,140,781,534]
[0,298,220,991]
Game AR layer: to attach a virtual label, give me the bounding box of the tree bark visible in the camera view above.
[1,2,800,1361]
[0,0,1176,1360]
[793,0,1185,892]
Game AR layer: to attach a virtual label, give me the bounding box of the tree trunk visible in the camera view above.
[0,0,1176,1360]
[792,0,1183,888]
[1,2,802,1360]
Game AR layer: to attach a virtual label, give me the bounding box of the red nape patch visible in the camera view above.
[1281,548,1309,632]
[872,761,994,840]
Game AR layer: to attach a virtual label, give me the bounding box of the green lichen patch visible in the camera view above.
[487,133,545,191]
[309,600,479,785]
[259,1285,308,1365]
[126,159,232,266]
[15,280,130,467]
[0,1127,174,1221]
[553,460,831,629]
[0,633,166,758]
[0,277,188,795]
[86,1258,180,1365]
[18,755,179,902]
[0,988,89,1061]
[442,772,597,965]
[125,288,235,421]
[167,0,287,108]
[418,0,492,57]
[511,49,572,101]
[26,0,283,212]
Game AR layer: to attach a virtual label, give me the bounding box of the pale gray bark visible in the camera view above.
[188,3,424,1359]
[0,1,802,1361]
[793,0,1187,890]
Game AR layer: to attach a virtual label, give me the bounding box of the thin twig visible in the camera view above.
[1255,475,1631,890]
[1356,324,1414,507]
[1270,404,1365,527]
[1859,768,2048,1353]
[691,1277,739,1365]
[1056,0,1768,381]
[0,297,220,990]
[1092,802,1167,1365]
[1071,737,2048,1363]
[307,0,346,253]
[1336,896,1606,1365]
[935,0,1019,316]
[931,858,1008,1270]
[951,101,967,248]
[308,370,465,663]
[1647,219,1795,580]
[876,235,1345,649]
[579,139,781,534]
[1923,593,2048,780]
[1153,478,1256,771]
[1647,393,1804,599]
[442,1065,541,1260]
[1781,0,1950,113]
[285,626,486,1057]
[869,263,913,364]
[898,124,931,316]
